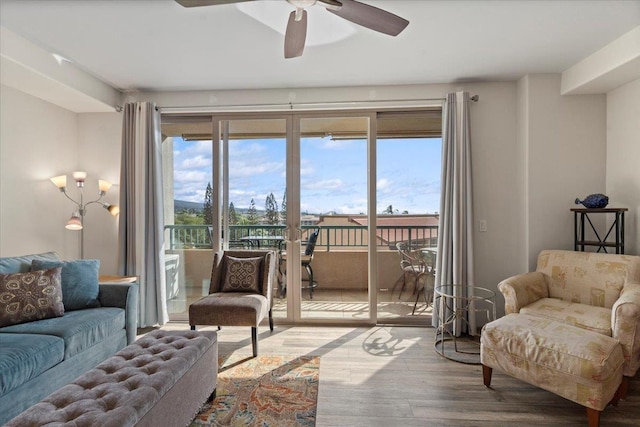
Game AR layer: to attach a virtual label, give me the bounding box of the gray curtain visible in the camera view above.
[118,102,168,328]
[433,91,475,336]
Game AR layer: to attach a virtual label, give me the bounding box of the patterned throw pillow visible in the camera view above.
[0,267,64,327]
[221,256,262,293]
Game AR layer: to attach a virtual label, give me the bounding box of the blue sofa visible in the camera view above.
[0,252,138,424]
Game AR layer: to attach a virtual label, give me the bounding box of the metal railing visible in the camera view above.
[164,224,437,251]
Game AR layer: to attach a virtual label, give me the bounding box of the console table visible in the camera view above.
[571,207,627,254]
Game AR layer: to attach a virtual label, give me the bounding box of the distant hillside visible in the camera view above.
[174,200,258,215]
[174,200,203,212]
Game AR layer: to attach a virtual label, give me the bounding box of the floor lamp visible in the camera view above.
[50,171,119,258]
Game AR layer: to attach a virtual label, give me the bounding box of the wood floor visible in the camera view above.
[154,323,640,427]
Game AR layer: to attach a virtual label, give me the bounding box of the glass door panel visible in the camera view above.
[376,132,442,324]
[298,116,369,321]
[160,114,214,321]
[219,118,288,320]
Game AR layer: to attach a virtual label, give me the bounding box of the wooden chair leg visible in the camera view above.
[620,376,629,399]
[269,309,274,331]
[586,407,600,427]
[482,365,492,387]
[251,327,258,357]
[610,382,622,407]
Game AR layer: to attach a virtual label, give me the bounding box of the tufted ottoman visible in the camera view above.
[481,314,623,427]
[6,329,218,427]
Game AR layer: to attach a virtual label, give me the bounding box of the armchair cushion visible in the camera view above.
[537,250,636,308]
[221,256,262,293]
[189,293,268,327]
[520,298,611,335]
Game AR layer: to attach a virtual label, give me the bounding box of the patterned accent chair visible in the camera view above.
[189,250,276,357]
[498,249,640,397]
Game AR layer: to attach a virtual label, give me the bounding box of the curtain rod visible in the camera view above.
[115,95,478,113]
[142,95,478,113]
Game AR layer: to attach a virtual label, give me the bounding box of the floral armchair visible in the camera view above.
[498,250,640,396]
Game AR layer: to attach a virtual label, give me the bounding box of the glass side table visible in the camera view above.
[434,284,496,364]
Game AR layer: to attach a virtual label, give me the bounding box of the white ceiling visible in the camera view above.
[1,0,639,94]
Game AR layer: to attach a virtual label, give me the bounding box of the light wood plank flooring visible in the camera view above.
[151,323,639,426]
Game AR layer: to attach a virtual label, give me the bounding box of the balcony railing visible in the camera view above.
[164,224,438,251]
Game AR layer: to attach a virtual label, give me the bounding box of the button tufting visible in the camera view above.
[8,330,217,426]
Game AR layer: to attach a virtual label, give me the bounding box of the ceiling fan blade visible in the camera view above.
[175,0,255,7]
[284,9,307,59]
[327,0,409,36]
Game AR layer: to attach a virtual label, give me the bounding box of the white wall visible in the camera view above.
[0,84,80,259]
[607,78,640,255]
[77,112,122,273]
[520,74,607,270]
[0,85,122,274]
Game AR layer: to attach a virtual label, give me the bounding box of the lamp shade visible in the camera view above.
[72,171,87,182]
[103,203,120,216]
[98,180,112,193]
[50,175,67,189]
[107,205,120,216]
[65,212,83,230]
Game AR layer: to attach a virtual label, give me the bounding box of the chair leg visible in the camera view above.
[251,327,258,357]
[304,264,315,299]
[620,376,629,399]
[586,407,600,427]
[412,289,421,315]
[482,365,492,387]
[610,383,621,407]
[269,309,274,331]
[399,272,407,300]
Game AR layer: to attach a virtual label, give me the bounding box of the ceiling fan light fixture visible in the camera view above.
[287,0,317,8]
[177,0,408,58]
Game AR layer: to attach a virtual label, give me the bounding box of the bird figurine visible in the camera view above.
[575,193,609,209]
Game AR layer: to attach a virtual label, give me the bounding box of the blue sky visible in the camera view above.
[172,136,441,215]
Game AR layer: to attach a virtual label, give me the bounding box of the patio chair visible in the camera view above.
[396,242,424,297]
[278,228,320,299]
[189,250,276,357]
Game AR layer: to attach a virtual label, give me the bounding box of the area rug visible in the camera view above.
[191,354,320,427]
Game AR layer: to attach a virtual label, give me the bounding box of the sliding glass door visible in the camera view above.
[297,115,371,322]
[161,107,441,325]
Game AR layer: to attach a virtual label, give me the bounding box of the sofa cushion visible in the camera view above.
[0,333,64,395]
[0,252,60,274]
[0,267,65,327]
[520,297,612,336]
[32,259,100,311]
[0,307,125,359]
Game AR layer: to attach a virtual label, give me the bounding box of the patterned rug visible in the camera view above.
[191,354,320,427]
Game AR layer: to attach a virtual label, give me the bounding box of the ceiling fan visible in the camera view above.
[175,0,409,59]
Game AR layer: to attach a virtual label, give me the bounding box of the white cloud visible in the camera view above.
[230,161,283,178]
[377,177,394,193]
[179,155,211,169]
[303,179,344,190]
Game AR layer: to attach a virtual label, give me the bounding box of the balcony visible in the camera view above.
[164,221,437,323]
